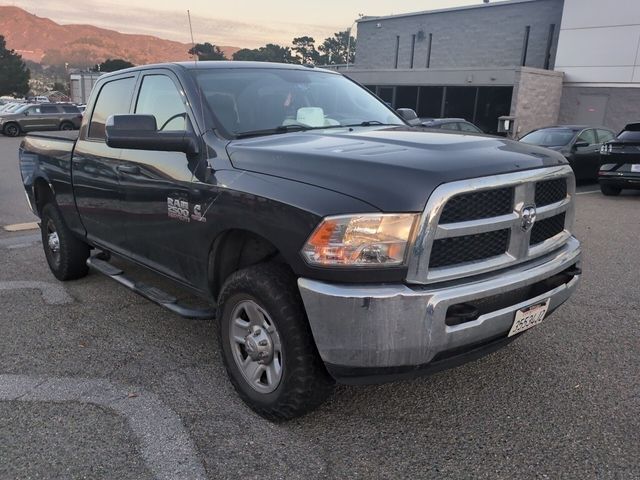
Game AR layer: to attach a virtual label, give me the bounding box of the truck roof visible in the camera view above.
[98,61,339,79]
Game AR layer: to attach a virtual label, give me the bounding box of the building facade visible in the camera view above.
[345,0,640,136]
[555,0,640,131]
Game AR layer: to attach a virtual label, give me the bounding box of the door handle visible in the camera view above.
[116,165,140,175]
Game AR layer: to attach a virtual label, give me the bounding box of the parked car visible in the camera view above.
[19,61,581,420]
[0,102,25,113]
[0,103,82,137]
[519,125,615,181]
[598,122,640,195]
[420,117,483,133]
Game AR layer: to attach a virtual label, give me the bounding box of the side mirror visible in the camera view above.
[573,141,589,150]
[105,114,199,155]
[396,108,419,124]
[23,110,29,116]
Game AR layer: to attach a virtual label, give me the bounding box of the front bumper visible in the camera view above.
[298,236,581,384]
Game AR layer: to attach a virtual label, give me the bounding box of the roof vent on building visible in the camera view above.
[483,0,489,3]
[417,30,425,41]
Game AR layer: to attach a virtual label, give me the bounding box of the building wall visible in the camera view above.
[355,0,564,71]
[511,67,564,136]
[559,87,640,132]
[554,0,640,84]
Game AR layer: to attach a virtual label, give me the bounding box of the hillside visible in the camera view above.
[0,6,240,67]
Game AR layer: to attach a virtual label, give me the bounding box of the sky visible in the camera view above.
[6,0,481,48]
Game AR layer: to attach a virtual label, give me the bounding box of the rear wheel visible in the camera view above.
[218,263,333,420]
[41,203,90,280]
[600,184,621,196]
[3,122,20,137]
[60,121,74,131]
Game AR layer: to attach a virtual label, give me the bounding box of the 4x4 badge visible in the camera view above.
[520,205,537,232]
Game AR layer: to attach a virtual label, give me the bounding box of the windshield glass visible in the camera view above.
[520,128,576,147]
[192,68,404,136]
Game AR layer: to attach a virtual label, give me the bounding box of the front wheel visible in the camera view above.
[60,121,74,131]
[3,122,21,137]
[600,184,621,196]
[218,263,333,420]
[41,203,90,280]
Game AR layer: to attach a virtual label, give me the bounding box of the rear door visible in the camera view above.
[117,70,204,282]
[38,105,61,130]
[72,74,137,251]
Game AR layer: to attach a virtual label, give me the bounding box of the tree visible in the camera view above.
[318,30,356,65]
[94,58,134,72]
[188,42,227,61]
[0,35,30,97]
[232,44,295,64]
[292,36,320,65]
[52,81,69,95]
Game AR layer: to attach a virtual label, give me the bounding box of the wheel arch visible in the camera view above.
[208,228,291,300]
[33,176,56,215]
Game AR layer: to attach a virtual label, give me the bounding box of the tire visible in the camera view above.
[60,122,74,131]
[218,263,334,420]
[40,203,90,281]
[600,184,621,196]
[3,122,20,137]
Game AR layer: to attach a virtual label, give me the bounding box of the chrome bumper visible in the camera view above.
[298,237,581,380]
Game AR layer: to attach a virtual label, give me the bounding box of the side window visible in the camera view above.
[459,122,479,132]
[88,76,136,140]
[40,105,59,114]
[135,75,186,131]
[577,129,596,145]
[62,106,80,113]
[597,129,614,143]
[27,106,41,115]
[441,122,459,131]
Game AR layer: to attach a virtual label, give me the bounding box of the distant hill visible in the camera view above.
[0,6,240,67]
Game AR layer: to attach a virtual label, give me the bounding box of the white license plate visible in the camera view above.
[508,299,550,337]
[631,164,640,173]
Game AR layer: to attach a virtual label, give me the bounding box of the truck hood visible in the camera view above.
[226,126,568,212]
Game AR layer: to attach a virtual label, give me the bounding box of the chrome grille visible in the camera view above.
[406,166,575,284]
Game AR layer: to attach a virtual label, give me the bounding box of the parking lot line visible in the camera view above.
[0,374,208,480]
[576,189,600,195]
[3,222,39,232]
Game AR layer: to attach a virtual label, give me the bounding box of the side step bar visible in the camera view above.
[87,256,216,320]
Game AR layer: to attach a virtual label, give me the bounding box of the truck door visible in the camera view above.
[72,75,137,252]
[117,71,206,283]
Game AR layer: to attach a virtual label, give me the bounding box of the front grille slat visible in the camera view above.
[429,229,510,268]
[439,187,513,224]
[530,213,566,245]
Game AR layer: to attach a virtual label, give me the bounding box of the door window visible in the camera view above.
[26,106,41,115]
[40,105,59,114]
[459,122,480,132]
[135,75,186,131]
[596,129,614,143]
[440,122,460,131]
[62,105,80,113]
[88,76,136,140]
[577,129,596,145]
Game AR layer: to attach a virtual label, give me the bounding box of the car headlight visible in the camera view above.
[301,213,419,267]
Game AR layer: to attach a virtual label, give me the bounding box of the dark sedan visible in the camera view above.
[420,117,483,133]
[598,123,640,195]
[519,125,615,181]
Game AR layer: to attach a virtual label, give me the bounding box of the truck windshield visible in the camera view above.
[191,68,404,137]
[520,128,576,147]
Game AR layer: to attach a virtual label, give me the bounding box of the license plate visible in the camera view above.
[508,299,550,337]
[631,164,640,173]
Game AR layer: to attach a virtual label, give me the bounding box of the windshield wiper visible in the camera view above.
[235,124,311,139]
[342,121,399,127]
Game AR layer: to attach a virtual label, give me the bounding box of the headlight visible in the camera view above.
[302,213,419,267]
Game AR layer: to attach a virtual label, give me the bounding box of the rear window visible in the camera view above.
[88,76,136,140]
[618,130,640,142]
[62,105,80,113]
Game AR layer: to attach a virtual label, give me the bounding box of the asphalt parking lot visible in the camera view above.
[0,134,638,479]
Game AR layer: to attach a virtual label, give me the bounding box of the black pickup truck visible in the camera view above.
[19,62,582,420]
